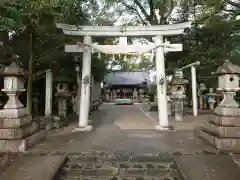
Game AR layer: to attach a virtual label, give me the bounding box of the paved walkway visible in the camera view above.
[27,104,215,155]
[139,104,210,131]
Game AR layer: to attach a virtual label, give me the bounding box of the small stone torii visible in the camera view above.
[56,22,191,131]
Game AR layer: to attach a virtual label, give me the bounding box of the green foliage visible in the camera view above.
[178,0,240,78]
[0,0,23,31]
[92,55,108,82]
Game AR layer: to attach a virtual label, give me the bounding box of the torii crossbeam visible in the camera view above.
[65,43,183,54]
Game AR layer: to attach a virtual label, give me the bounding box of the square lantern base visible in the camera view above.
[197,128,240,152]
[197,114,240,152]
[0,115,32,128]
[0,130,47,152]
[0,121,39,139]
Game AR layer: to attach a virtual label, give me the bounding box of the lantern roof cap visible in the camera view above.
[216,60,240,75]
[2,61,24,76]
[169,78,188,85]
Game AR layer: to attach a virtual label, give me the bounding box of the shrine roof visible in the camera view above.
[104,70,150,86]
[216,60,240,74]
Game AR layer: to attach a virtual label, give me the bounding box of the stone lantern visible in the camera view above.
[206,88,220,110]
[214,60,240,116]
[198,60,240,151]
[0,61,39,152]
[54,75,71,124]
[169,70,188,122]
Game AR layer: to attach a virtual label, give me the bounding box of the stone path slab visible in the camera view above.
[174,154,240,180]
[54,153,179,180]
[139,104,209,131]
[114,105,156,130]
[27,105,215,155]
[0,155,66,180]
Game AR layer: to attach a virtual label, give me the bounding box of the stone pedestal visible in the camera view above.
[198,60,240,152]
[171,95,185,122]
[0,61,45,152]
[207,88,221,110]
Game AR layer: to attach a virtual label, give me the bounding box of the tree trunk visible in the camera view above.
[27,32,33,115]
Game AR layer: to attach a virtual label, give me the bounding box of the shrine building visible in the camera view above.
[103,70,150,102]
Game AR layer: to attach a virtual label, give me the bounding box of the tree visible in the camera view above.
[0,0,86,114]
[104,0,193,25]
[19,0,59,115]
[178,0,240,78]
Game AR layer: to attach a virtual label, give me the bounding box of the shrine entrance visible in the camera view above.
[56,22,191,132]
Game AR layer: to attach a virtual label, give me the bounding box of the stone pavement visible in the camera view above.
[27,104,215,155]
[175,154,240,180]
[0,155,66,180]
[139,104,210,131]
[2,104,240,180]
[54,152,179,180]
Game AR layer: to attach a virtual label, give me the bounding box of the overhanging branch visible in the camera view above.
[133,0,151,22]
[224,0,240,8]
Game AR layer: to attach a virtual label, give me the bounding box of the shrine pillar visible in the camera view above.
[191,66,198,116]
[76,36,92,131]
[155,35,171,131]
[45,69,53,117]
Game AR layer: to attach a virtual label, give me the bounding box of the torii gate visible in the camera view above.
[56,22,191,132]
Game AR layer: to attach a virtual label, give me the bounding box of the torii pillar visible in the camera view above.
[75,36,93,131]
[155,36,172,130]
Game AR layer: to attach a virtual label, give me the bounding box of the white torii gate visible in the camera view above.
[56,22,191,132]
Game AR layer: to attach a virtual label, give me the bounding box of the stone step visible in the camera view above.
[0,155,66,180]
[61,162,176,176]
[67,152,173,163]
[174,154,240,180]
[54,154,179,180]
[56,177,175,180]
